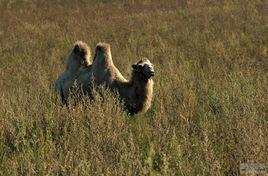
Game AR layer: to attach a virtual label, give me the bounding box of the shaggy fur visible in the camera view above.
[54,41,92,104]
[112,58,154,114]
[91,43,127,85]
[77,42,155,114]
[75,64,93,98]
[76,42,125,96]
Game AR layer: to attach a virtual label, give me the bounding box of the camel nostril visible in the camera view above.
[149,71,155,76]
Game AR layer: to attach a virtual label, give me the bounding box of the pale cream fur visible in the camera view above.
[54,41,92,104]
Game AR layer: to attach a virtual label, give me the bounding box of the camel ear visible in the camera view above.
[132,64,137,69]
[74,45,81,54]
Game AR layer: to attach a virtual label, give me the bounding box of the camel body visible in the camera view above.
[77,43,154,114]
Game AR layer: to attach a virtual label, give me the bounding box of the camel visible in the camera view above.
[54,41,92,104]
[77,43,155,115]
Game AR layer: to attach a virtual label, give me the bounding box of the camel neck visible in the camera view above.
[132,79,150,95]
[123,78,153,114]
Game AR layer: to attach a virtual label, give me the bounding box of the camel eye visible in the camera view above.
[137,65,143,70]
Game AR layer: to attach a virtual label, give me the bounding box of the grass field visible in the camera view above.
[0,0,268,175]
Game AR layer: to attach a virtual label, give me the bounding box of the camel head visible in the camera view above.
[73,41,92,67]
[132,58,155,81]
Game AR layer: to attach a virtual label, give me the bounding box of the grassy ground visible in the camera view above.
[0,0,268,175]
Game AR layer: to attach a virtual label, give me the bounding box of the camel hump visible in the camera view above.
[96,42,111,52]
[73,41,92,65]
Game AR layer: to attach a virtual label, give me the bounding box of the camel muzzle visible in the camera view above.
[146,70,155,79]
[149,71,155,76]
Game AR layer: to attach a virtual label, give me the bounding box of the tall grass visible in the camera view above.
[0,0,267,175]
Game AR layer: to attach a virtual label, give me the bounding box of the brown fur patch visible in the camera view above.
[95,42,114,66]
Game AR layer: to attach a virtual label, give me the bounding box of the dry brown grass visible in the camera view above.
[0,0,268,175]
